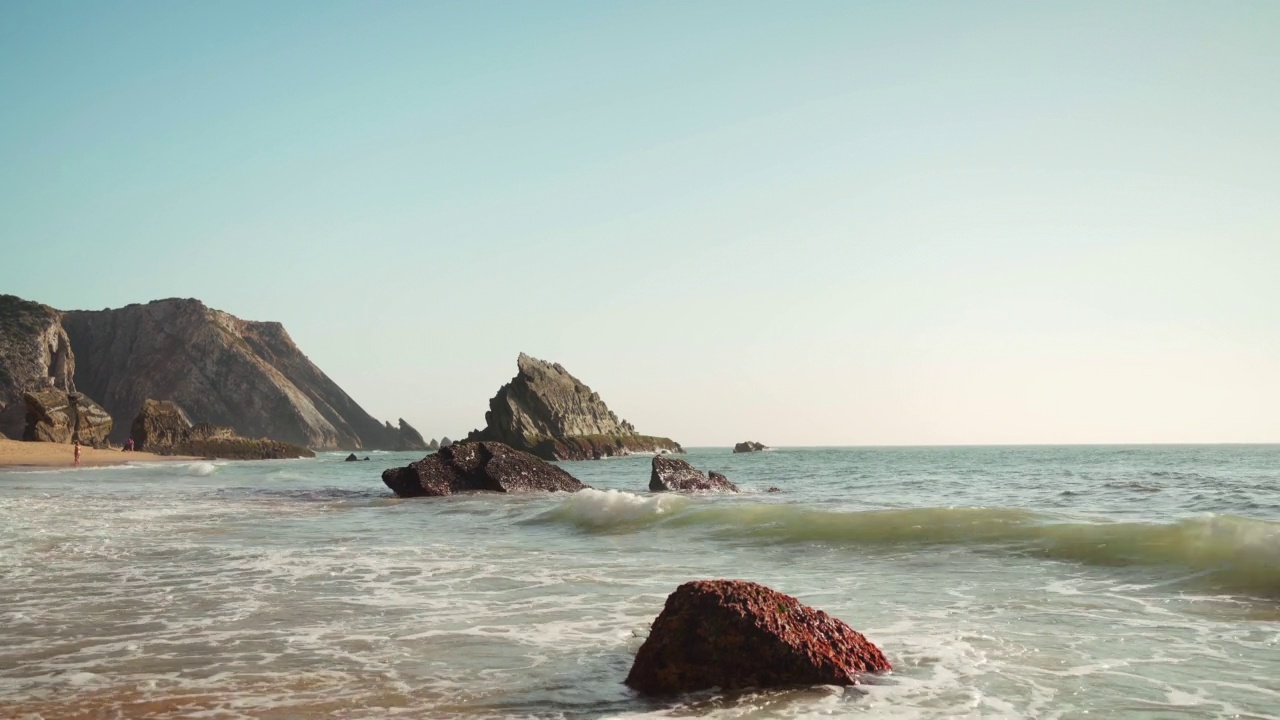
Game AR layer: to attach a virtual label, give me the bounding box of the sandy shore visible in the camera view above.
[0,438,199,468]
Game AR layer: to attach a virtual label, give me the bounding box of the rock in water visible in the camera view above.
[428,438,440,450]
[466,353,683,461]
[625,580,891,695]
[382,441,585,498]
[396,418,428,451]
[60,298,409,450]
[21,390,113,446]
[439,436,453,448]
[345,453,360,462]
[130,398,313,459]
[733,441,767,453]
[650,455,738,492]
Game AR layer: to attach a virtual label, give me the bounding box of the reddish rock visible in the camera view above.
[650,456,738,492]
[625,580,890,695]
[381,441,585,498]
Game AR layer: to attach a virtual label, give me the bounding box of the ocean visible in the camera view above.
[2,445,1278,719]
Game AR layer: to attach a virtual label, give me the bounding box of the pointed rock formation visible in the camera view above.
[60,298,407,450]
[650,455,738,492]
[381,441,585,498]
[625,580,891,695]
[467,353,683,461]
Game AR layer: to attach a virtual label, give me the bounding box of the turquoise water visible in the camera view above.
[1,445,1278,718]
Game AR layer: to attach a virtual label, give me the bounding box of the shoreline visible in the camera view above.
[0,438,201,469]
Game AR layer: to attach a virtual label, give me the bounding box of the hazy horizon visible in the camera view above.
[3,2,1277,446]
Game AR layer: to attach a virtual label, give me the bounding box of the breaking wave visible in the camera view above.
[540,493,1280,597]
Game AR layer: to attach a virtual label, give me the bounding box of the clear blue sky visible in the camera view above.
[2,1,1277,444]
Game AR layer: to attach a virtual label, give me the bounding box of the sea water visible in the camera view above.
[1,446,1278,719]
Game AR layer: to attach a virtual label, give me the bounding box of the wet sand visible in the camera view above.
[0,438,197,468]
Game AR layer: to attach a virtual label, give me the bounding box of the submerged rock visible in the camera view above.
[382,441,585,498]
[733,441,767,453]
[650,456,738,492]
[625,580,891,695]
[466,353,683,461]
[130,398,312,459]
[21,390,113,446]
[345,453,360,462]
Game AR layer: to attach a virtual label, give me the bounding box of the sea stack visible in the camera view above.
[466,353,683,461]
[733,441,767,453]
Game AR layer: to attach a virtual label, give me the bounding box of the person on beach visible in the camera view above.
[73,440,81,467]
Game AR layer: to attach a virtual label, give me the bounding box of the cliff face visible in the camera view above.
[468,353,683,460]
[0,295,76,409]
[60,298,409,450]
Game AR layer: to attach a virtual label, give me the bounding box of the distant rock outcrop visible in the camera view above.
[733,441,767,453]
[0,295,77,437]
[439,436,453,448]
[19,390,113,446]
[130,398,313,460]
[650,455,738,492]
[381,441,585,498]
[625,580,891,695]
[428,438,439,451]
[60,298,410,450]
[467,353,683,461]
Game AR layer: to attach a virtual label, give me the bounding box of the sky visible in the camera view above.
[2,1,1278,445]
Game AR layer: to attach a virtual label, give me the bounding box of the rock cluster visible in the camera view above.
[15,390,114,446]
[467,353,683,461]
[625,580,891,695]
[130,398,313,460]
[733,441,767,453]
[381,441,585,498]
[650,455,738,492]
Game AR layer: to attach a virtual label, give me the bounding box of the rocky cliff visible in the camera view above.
[0,295,76,410]
[467,353,682,461]
[58,298,418,450]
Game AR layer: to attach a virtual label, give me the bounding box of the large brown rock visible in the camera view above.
[21,390,113,446]
[129,398,312,459]
[60,298,409,450]
[466,353,683,461]
[0,295,76,438]
[130,399,193,451]
[625,580,891,695]
[650,455,738,492]
[382,441,585,498]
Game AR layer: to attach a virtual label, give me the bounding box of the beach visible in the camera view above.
[0,438,196,468]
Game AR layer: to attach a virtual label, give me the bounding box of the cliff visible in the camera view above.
[467,353,682,460]
[59,298,419,450]
[0,295,76,409]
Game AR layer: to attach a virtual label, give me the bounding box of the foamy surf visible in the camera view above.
[535,488,689,530]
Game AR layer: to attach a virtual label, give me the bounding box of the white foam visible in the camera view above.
[551,489,688,529]
[187,462,218,477]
